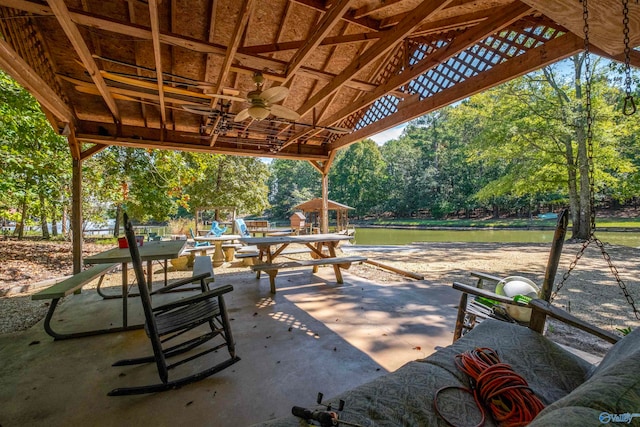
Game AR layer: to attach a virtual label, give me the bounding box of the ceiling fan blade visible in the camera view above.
[234,108,251,122]
[261,86,289,104]
[270,104,300,121]
[206,94,247,102]
[182,104,215,115]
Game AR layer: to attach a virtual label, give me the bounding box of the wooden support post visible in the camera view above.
[529,209,569,333]
[321,172,329,234]
[72,158,83,274]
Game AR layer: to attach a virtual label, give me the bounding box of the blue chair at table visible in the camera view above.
[235,219,251,237]
[189,228,210,247]
[207,221,228,237]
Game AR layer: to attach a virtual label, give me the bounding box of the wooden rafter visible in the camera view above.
[296,0,455,119]
[331,32,584,150]
[126,2,148,127]
[318,2,533,132]
[215,0,254,93]
[283,0,355,84]
[0,0,388,95]
[242,32,382,55]
[290,0,380,31]
[0,38,74,124]
[148,0,166,125]
[75,133,330,161]
[46,0,120,122]
[353,0,403,19]
[79,143,108,161]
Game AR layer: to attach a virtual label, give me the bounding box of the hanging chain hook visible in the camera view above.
[621,0,637,116]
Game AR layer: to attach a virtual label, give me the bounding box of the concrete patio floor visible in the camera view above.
[0,267,460,427]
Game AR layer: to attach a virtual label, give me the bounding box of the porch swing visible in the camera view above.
[453,0,639,342]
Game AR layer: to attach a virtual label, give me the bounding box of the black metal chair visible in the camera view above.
[108,213,240,396]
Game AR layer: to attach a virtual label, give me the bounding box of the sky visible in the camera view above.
[369,123,407,145]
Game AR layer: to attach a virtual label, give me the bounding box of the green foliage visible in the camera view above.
[329,140,387,217]
[0,71,70,238]
[182,153,270,216]
[268,159,320,219]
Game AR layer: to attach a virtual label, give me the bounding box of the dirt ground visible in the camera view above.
[2,237,639,356]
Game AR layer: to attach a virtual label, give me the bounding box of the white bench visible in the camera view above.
[32,263,124,340]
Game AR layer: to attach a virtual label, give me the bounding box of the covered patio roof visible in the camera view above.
[1,0,638,163]
[294,198,354,212]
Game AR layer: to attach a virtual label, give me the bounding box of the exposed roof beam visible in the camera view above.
[283,0,355,83]
[379,0,484,29]
[46,0,120,122]
[148,0,166,124]
[290,0,380,31]
[215,0,254,92]
[318,2,533,132]
[411,6,503,37]
[74,130,330,161]
[126,1,148,127]
[0,37,74,124]
[591,46,640,70]
[0,1,386,95]
[242,32,381,54]
[296,0,455,119]
[353,0,403,19]
[79,143,108,161]
[331,32,584,150]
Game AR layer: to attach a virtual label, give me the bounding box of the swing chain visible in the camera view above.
[553,1,640,321]
[622,0,637,116]
[592,237,640,319]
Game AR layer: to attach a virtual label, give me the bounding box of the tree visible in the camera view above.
[461,55,635,237]
[329,139,387,218]
[268,159,320,219]
[183,154,270,217]
[0,71,70,239]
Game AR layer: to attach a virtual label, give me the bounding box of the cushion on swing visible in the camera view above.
[530,326,640,425]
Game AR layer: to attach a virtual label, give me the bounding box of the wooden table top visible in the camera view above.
[239,233,353,246]
[84,240,186,264]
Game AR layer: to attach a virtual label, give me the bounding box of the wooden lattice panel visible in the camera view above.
[347,18,566,133]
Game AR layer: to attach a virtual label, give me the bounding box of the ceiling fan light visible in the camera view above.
[248,106,270,121]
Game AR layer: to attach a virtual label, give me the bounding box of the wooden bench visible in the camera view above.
[235,247,312,266]
[251,256,367,293]
[31,263,133,340]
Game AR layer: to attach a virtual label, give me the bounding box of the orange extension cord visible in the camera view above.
[434,347,546,427]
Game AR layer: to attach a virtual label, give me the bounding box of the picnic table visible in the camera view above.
[84,240,186,327]
[238,233,366,293]
[194,234,242,267]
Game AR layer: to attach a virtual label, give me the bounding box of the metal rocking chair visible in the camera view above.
[108,213,240,396]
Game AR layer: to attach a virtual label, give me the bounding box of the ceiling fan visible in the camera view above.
[182,72,300,122]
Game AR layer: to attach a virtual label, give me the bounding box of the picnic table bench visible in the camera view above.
[251,255,367,293]
[31,263,144,340]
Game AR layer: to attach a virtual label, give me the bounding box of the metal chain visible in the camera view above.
[552,0,640,320]
[622,0,637,115]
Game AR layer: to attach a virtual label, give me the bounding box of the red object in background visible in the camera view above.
[118,236,144,248]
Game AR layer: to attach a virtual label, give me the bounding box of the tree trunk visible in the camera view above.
[18,196,27,239]
[61,204,68,236]
[113,204,122,237]
[51,210,58,237]
[564,135,580,237]
[573,55,592,240]
[39,192,50,239]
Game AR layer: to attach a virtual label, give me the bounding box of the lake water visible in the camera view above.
[352,227,640,247]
